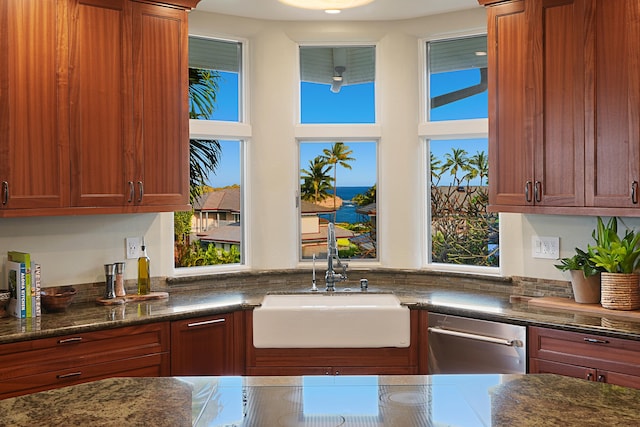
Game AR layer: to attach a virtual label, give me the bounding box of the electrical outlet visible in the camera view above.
[125,237,143,259]
[532,236,560,259]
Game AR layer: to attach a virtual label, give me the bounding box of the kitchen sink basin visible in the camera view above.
[252,293,410,348]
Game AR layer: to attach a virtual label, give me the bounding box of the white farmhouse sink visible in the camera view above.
[252,293,410,348]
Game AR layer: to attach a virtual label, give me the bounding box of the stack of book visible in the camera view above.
[5,251,41,318]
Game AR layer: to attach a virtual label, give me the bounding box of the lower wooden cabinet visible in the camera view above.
[244,309,421,376]
[170,311,245,376]
[528,326,640,389]
[0,322,170,399]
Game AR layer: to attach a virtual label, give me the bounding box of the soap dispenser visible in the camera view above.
[137,239,151,295]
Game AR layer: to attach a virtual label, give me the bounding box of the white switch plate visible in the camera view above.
[125,237,144,259]
[532,236,560,259]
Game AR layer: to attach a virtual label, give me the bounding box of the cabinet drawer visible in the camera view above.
[529,326,640,376]
[0,353,168,399]
[0,322,169,381]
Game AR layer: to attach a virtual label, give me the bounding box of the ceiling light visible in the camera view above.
[325,9,341,14]
[278,0,374,11]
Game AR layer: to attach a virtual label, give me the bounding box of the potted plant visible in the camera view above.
[555,248,602,304]
[588,217,640,310]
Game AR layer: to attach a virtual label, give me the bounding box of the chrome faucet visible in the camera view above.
[325,223,348,291]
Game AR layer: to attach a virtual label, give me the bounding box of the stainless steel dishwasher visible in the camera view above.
[427,312,527,374]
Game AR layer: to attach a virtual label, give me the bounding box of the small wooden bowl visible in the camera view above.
[41,286,77,313]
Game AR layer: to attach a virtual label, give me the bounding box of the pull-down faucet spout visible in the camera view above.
[325,223,348,291]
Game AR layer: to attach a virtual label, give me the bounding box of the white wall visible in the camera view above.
[1,7,636,287]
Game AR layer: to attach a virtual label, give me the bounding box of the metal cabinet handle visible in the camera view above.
[597,374,606,383]
[586,372,594,381]
[186,318,225,328]
[428,326,523,347]
[128,181,134,203]
[2,181,8,205]
[583,337,609,344]
[57,372,82,380]
[534,181,542,203]
[633,181,638,204]
[57,337,83,344]
[525,181,532,202]
[137,181,144,202]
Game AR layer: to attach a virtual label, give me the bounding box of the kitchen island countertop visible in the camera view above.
[0,373,638,426]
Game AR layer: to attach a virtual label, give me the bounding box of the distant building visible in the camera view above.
[192,188,241,233]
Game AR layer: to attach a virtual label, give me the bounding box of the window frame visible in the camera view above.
[296,42,381,267]
[173,34,251,276]
[420,32,500,276]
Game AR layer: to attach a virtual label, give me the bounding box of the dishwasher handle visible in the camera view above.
[428,326,523,347]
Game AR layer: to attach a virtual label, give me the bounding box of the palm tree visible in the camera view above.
[442,148,472,185]
[300,156,333,203]
[322,142,355,221]
[188,68,222,202]
[469,151,488,186]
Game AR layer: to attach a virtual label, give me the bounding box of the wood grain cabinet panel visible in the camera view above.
[0,0,193,217]
[481,0,640,214]
[528,326,640,389]
[0,0,70,210]
[244,309,421,376]
[171,312,245,376]
[0,322,170,399]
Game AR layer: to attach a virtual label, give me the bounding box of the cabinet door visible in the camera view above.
[487,1,532,207]
[132,2,189,207]
[585,0,640,207]
[0,0,70,210]
[599,370,640,389]
[531,0,585,206]
[171,313,238,376]
[529,357,596,381]
[69,0,134,207]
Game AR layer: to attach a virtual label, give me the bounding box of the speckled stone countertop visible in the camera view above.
[0,373,638,426]
[0,275,640,344]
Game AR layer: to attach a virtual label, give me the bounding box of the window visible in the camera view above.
[189,37,242,121]
[300,46,375,124]
[425,35,497,269]
[176,36,246,270]
[299,45,377,262]
[300,141,377,260]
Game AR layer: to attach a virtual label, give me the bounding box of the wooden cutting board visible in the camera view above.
[96,291,169,306]
[528,296,640,320]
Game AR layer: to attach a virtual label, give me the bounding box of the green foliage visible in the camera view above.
[430,148,497,267]
[353,184,376,206]
[174,210,193,244]
[300,156,333,202]
[588,217,640,273]
[175,241,241,267]
[554,248,602,277]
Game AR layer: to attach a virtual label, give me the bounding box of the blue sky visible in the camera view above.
[201,67,488,188]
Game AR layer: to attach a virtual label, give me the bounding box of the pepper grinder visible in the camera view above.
[114,262,126,297]
[104,263,116,299]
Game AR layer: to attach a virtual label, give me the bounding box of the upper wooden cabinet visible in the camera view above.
[481,0,640,215]
[0,0,194,217]
[0,0,70,210]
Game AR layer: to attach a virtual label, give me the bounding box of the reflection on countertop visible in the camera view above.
[0,374,639,426]
[0,274,639,344]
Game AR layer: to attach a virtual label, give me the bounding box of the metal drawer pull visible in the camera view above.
[583,337,609,344]
[597,375,606,382]
[187,318,226,328]
[128,181,134,203]
[57,372,82,379]
[428,327,523,347]
[525,181,532,202]
[1,181,7,205]
[57,337,83,344]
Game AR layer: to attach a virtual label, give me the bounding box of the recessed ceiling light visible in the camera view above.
[278,0,374,11]
[325,9,342,14]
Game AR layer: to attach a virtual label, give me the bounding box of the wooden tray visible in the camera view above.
[528,296,640,321]
[96,291,169,306]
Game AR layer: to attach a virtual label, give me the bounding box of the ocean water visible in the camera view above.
[319,186,372,223]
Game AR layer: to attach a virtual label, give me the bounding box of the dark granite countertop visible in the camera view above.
[1,373,638,426]
[0,278,639,344]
